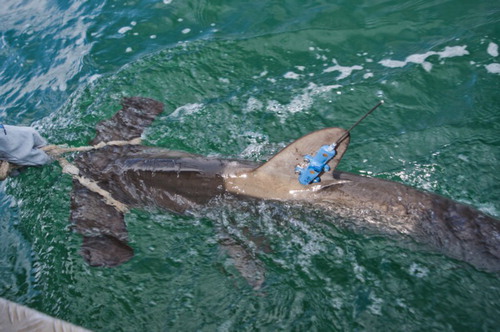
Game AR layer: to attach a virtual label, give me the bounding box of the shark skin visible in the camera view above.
[227,168,500,273]
[223,127,500,273]
[68,97,500,290]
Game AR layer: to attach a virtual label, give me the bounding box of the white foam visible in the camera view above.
[283,71,301,79]
[240,131,269,158]
[182,28,191,34]
[265,82,341,122]
[125,47,133,53]
[379,45,469,71]
[288,93,314,113]
[169,103,204,120]
[422,62,433,72]
[150,35,157,39]
[410,51,436,71]
[487,42,499,57]
[323,59,363,80]
[379,59,406,68]
[307,82,342,93]
[316,54,328,61]
[244,97,264,113]
[438,45,469,58]
[163,0,173,4]
[252,71,268,79]
[475,202,500,218]
[352,263,366,282]
[118,26,133,34]
[485,63,500,74]
[87,74,101,84]
[368,293,384,316]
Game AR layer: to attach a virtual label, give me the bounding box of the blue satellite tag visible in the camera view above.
[296,144,337,185]
[294,100,384,186]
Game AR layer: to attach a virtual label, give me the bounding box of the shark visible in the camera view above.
[62,97,499,288]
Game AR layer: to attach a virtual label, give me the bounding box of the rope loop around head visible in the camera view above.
[0,160,10,181]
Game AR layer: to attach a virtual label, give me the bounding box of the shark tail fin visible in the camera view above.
[91,97,164,145]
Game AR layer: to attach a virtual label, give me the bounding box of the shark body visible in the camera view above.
[68,97,499,288]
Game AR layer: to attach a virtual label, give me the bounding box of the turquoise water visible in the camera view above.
[1,0,500,330]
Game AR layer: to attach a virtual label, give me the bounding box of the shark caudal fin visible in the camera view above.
[91,97,164,145]
[225,128,350,199]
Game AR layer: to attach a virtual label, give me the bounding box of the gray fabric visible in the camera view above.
[0,125,52,166]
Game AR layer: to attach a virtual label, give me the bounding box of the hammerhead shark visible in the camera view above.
[65,97,499,288]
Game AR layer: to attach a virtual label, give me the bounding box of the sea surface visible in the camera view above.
[1,0,499,331]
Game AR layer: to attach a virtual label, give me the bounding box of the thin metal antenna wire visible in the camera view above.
[335,100,384,146]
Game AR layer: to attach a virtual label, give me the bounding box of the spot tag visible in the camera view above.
[295,144,336,185]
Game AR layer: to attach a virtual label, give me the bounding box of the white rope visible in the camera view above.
[0,160,10,181]
[56,157,129,213]
[41,137,142,156]
[1,138,142,212]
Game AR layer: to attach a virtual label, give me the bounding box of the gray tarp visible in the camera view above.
[0,125,52,166]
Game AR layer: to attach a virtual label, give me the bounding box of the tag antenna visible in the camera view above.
[335,100,384,145]
[295,100,385,185]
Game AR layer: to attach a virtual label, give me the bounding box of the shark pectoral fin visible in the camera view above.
[70,180,133,267]
[91,97,164,145]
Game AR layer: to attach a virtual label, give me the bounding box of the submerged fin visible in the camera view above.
[217,230,266,290]
[91,97,164,145]
[70,180,133,267]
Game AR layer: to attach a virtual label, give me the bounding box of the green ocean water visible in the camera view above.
[1,0,499,331]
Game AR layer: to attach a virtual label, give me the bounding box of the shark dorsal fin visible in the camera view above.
[255,127,350,177]
[225,128,350,199]
[91,97,164,145]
